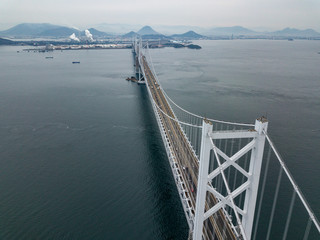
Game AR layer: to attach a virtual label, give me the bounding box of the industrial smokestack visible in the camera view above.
[84,29,94,42]
[69,33,80,42]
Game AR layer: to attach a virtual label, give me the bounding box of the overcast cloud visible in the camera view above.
[0,0,319,31]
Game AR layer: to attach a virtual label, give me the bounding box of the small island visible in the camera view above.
[161,42,201,49]
[186,44,201,49]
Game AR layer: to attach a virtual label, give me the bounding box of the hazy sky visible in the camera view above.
[1,0,320,31]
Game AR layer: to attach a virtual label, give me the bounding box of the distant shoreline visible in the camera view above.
[1,37,320,48]
[1,39,202,51]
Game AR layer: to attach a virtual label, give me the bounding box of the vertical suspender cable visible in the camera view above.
[303,218,312,240]
[217,125,224,194]
[227,127,235,214]
[282,190,296,240]
[239,138,251,208]
[197,118,201,157]
[252,145,272,240]
[266,167,283,240]
[223,125,229,197]
[222,124,229,237]
[265,133,320,233]
[218,124,223,150]
[232,137,242,192]
[195,119,199,156]
[227,127,235,182]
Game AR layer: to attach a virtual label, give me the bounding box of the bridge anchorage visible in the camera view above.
[131,39,320,240]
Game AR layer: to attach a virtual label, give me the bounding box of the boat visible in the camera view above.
[45,56,53,59]
[72,61,80,64]
[126,76,138,82]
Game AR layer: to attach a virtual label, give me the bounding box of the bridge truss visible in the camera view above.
[132,39,320,240]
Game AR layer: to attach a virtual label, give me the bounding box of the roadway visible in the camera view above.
[140,55,238,240]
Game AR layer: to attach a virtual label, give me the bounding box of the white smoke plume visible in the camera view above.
[84,29,94,42]
[69,33,80,42]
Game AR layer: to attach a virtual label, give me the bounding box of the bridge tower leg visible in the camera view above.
[193,119,213,240]
[242,117,268,239]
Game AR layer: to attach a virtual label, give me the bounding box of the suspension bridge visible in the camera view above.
[131,39,320,240]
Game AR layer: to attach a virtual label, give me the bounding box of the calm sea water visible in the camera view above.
[0,40,319,239]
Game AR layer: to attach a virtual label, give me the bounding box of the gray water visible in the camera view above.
[0,39,319,239]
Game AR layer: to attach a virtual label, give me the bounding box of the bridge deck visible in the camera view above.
[140,55,238,240]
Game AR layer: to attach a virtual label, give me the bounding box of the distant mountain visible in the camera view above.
[152,25,207,35]
[0,23,80,38]
[2,23,320,39]
[89,23,207,35]
[209,26,257,36]
[120,26,167,40]
[122,30,168,40]
[40,27,80,37]
[137,26,159,35]
[0,23,61,37]
[90,23,143,34]
[141,34,170,40]
[171,31,206,39]
[0,23,114,39]
[122,31,139,38]
[270,28,320,37]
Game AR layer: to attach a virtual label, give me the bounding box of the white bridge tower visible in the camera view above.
[193,117,268,240]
